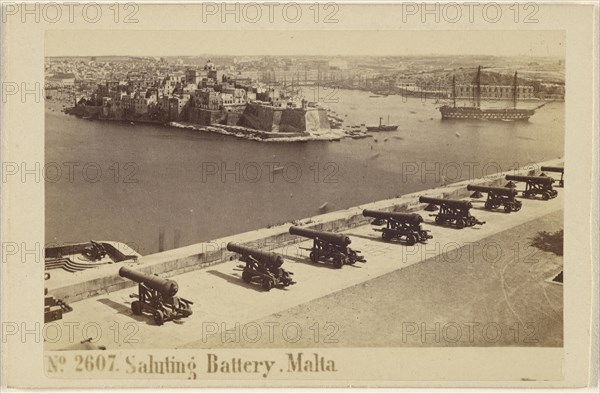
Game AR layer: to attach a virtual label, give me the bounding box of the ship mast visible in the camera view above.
[452,75,456,108]
[474,66,481,108]
[513,71,518,109]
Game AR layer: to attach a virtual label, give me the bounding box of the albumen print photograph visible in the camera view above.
[1,1,596,388]
[43,29,565,354]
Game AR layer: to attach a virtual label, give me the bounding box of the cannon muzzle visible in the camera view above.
[540,166,564,174]
[466,184,518,197]
[119,266,179,297]
[289,226,351,246]
[418,196,473,210]
[226,242,284,268]
[505,174,555,185]
[362,209,423,224]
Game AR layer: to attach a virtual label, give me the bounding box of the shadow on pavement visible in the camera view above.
[529,229,564,256]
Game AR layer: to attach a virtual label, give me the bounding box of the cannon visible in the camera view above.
[82,240,107,261]
[227,243,295,291]
[418,196,485,228]
[289,226,366,268]
[540,166,564,187]
[118,266,193,325]
[505,175,557,200]
[466,185,522,213]
[362,209,432,245]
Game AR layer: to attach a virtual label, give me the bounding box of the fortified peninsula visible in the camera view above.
[68,60,338,142]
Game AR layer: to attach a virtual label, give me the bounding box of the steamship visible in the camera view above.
[366,115,399,132]
[439,66,535,121]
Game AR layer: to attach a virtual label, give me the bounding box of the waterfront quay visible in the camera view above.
[44,159,563,350]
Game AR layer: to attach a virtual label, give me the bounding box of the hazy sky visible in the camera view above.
[46,30,565,58]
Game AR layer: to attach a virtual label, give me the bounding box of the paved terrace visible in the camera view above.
[45,189,563,350]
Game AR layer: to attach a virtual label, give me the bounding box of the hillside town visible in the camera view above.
[45,55,565,139]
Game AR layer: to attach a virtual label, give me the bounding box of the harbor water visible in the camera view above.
[45,89,564,254]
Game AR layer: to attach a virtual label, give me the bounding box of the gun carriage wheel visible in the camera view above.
[131,300,142,315]
[261,277,274,291]
[153,310,164,326]
[241,270,253,283]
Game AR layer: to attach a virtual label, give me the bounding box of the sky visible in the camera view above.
[45,30,565,58]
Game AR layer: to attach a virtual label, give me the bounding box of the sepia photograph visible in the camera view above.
[43,29,566,353]
[1,1,597,390]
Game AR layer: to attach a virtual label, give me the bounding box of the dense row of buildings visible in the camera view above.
[76,60,303,125]
[69,59,329,134]
[455,84,536,99]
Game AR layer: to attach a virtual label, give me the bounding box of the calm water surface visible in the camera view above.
[45,90,564,254]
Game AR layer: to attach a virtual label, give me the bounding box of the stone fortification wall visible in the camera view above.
[48,158,562,303]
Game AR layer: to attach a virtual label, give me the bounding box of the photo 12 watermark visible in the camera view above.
[199,161,339,183]
[200,2,340,24]
[1,161,139,184]
[2,2,140,24]
[400,2,540,24]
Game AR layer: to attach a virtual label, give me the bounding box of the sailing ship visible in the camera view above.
[439,66,535,121]
[366,115,399,132]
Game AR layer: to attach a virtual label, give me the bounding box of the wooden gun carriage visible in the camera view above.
[362,209,432,245]
[505,175,558,200]
[227,242,295,291]
[467,184,522,213]
[419,196,485,229]
[289,226,366,269]
[119,266,193,326]
[540,166,564,187]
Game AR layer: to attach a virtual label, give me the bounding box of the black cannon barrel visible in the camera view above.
[363,209,423,224]
[419,196,473,210]
[289,226,351,246]
[119,266,178,297]
[467,184,517,197]
[540,166,564,173]
[226,242,284,267]
[505,174,554,185]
